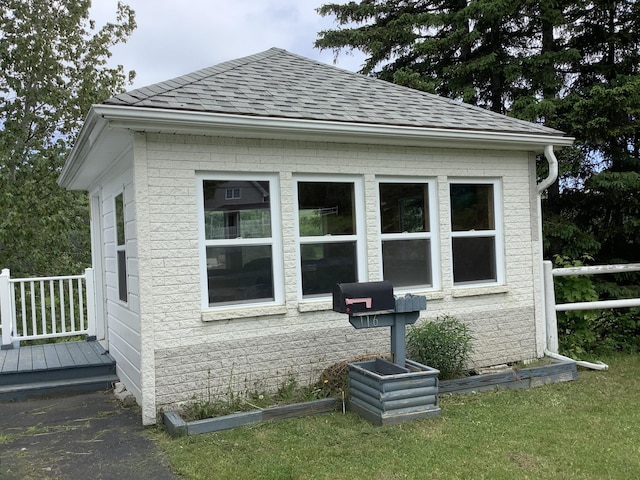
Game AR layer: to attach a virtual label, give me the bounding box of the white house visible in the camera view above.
[59,48,573,425]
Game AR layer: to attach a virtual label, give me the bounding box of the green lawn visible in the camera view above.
[155,354,640,479]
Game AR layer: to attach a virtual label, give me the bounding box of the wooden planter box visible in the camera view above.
[348,358,441,426]
[163,398,338,437]
[439,357,578,395]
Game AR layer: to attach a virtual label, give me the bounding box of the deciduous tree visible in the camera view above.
[0,0,136,276]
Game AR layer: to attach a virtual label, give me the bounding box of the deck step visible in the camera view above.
[0,374,119,402]
[0,341,119,401]
[0,363,116,386]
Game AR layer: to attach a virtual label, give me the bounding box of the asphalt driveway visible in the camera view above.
[0,391,178,480]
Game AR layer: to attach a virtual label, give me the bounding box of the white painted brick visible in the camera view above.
[114,134,546,419]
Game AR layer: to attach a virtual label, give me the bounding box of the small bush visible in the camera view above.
[406,315,473,380]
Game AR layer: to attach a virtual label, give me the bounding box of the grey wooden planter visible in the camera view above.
[439,357,578,395]
[163,398,338,437]
[348,358,441,426]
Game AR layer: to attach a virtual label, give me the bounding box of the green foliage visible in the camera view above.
[0,0,136,276]
[553,255,640,356]
[552,255,600,356]
[406,315,473,379]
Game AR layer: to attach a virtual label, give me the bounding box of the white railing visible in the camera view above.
[543,261,640,354]
[0,268,96,348]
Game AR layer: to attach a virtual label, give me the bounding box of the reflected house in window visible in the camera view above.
[59,48,574,425]
[202,180,274,305]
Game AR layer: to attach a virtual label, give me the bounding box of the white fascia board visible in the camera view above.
[94,104,575,152]
[58,109,107,188]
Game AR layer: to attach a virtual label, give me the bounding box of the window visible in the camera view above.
[449,181,503,285]
[200,177,281,307]
[378,180,436,289]
[225,188,241,200]
[295,178,365,298]
[114,193,127,303]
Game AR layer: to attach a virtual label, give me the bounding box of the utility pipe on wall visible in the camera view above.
[537,146,608,371]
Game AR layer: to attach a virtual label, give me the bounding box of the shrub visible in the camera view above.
[406,315,473,380]
[553,255,640,356]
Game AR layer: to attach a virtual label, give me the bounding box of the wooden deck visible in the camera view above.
[0,341,118,401]
[0,341,113,374]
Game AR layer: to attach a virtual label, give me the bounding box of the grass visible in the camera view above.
[154,353,640,479]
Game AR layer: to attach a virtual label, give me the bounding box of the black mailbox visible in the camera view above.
[333,281,395,315]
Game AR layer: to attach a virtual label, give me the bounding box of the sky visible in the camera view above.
[90,0,366,91]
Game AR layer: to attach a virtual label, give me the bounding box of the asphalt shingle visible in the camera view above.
[105,48,565,136]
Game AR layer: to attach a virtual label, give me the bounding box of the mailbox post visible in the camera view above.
[333,281,441,426]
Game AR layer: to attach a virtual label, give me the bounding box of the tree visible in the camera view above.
[315,0,565,114]
[316,0,640,352]
[0,0,136,276]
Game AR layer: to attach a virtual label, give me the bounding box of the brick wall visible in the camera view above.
[133,134,542,418]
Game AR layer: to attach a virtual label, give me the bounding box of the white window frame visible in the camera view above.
[196,172,284,310]
[293,174,367,301]
[376,176,440,292]
[114,191,128,304]
[449,178,505,287]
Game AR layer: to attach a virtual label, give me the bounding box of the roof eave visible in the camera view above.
[59,104,575,190]
[94,104,574,151]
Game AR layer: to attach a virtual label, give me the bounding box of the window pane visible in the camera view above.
[382,239,432,288]
[298,182,355,236]
[300,242,356,296]
[379,183,429,233]
[206,245,274,305]
[203,180,271,239]
[450,184,494,231]
[117,250,127,302]
[452,237,496,284]
[115,193,125,246]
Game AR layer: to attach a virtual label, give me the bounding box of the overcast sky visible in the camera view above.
[90,0,365,91]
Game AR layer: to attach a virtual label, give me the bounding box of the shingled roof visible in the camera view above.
[105,48,564,137]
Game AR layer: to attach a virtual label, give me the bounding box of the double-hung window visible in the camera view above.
[199,175,282,307]
[449,180,503,285]
[114,193,128,303]
[295,177,365,298]
[378,179,438,289]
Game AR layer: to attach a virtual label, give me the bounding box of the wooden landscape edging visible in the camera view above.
[163,398,339,437]
[163,357,578,436]
[439,357,578,395]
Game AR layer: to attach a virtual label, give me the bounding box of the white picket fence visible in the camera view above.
[0,268,96,348]
[543,261,640,354]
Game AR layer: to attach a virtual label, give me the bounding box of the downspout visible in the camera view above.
[537,145,608,370]
[537,145,559,193]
